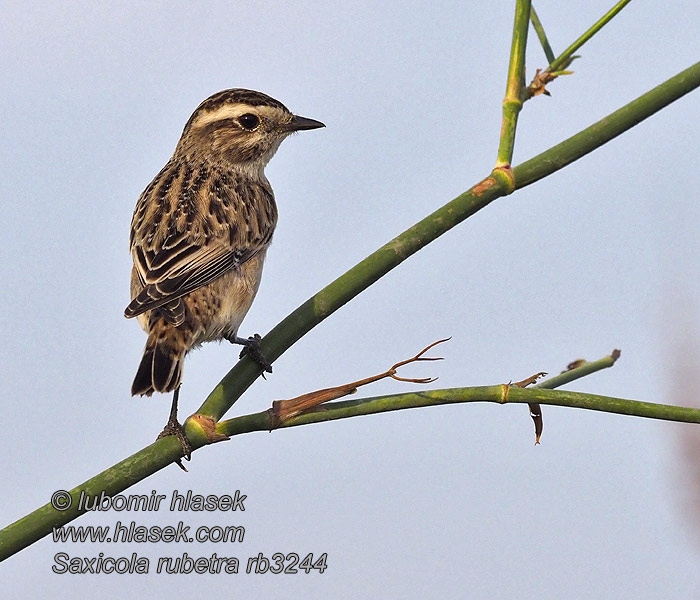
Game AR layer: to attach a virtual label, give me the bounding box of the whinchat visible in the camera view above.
[125,89,324,402]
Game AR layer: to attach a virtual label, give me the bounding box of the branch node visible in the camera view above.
[186,414,231,445]
[491,165,516,193]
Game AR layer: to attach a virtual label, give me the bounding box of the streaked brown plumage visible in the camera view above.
[125,89,324,397]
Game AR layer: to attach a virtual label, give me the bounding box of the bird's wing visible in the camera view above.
[124,231,264,320]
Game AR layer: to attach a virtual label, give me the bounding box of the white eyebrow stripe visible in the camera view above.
[190,104,251,128]
[190,104,287,129]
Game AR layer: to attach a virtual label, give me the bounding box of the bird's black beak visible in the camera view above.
[287,115,325,131]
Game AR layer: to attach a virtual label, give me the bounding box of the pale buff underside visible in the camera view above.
[130,250,266,351]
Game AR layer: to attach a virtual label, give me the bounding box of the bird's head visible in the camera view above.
[175,88,324,169]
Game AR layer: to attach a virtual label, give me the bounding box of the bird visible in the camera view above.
[124,88,324,448]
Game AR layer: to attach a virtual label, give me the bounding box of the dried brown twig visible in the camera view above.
[268,338,450,428]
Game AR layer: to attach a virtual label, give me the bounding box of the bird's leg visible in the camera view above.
[226,333,273,374]
[156,386,192,471]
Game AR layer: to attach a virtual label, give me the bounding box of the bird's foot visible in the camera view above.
[156,387,192,471]
[228,333,273,375]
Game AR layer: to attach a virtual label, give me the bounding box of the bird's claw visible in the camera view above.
[237,334,273,374]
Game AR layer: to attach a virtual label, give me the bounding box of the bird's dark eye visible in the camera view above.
[238,113,260,130]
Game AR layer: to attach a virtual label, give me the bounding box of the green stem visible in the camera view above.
[549,0,633,72]
[530,5,556,64]
[217,386,700,438]
[536,351,620,389]
[496,0,532,168]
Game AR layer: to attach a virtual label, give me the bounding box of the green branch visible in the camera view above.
[218,386,700,438]
[496,0,531,168]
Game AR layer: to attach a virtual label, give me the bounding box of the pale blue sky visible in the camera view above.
[2,1,700,597]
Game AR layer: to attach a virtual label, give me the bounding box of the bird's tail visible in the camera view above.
[131,336,184,396]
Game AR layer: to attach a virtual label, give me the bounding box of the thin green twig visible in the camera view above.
[525,0,633,99]
[549,0,633,72]
[530,5,556,64]
[536,351,620,389]
[495,0,532,168]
